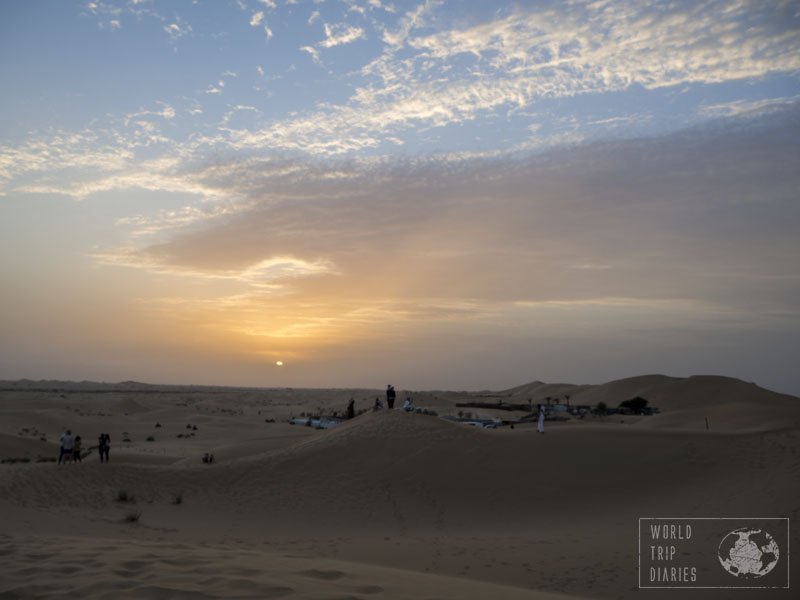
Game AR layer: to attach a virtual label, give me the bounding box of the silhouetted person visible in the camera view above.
[347,398,355,420]
[98,433,110,463]
[537,404,545,434]
[374,397,383,411]
[386,385,396,409]
[73,436,82,463]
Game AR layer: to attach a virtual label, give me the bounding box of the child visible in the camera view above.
[73,436,82,462]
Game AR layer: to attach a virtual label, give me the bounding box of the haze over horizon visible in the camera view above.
[1,1,799,395]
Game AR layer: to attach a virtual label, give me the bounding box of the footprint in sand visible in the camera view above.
[120,559,150,571]
[355,584,384,594]
[300,568,347,580]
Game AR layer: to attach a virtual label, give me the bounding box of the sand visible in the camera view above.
[0,375,798,599]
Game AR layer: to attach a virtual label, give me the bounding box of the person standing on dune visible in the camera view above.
[98,433,110,463]
[72,436,82,463]
[59,429,74,464]
[386,385,396,410]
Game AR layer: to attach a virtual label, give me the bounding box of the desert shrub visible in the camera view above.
[595,401,607,414]
[146,436,155,442]
[123,510,142,523]
[172,492,183,505]
[116,489,135,503]
[155,422,162,428]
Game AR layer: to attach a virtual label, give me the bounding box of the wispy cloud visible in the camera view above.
[5,0,800,194]
[225,0,800,156]
[124,102,177,125]
[92,109,800,374]
[163,21,190,39]
[319,23,366,48]
[300,45,322,65]
[250,11,264,27]
[90,106,800,330]
[699,95,800,118]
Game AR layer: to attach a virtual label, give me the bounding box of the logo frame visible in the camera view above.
[638,517,790,589]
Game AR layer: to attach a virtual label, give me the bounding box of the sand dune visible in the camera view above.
[0,534,583,600]
[0,375,798,598]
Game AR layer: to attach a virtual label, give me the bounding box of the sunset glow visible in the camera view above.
[1,1,798,392]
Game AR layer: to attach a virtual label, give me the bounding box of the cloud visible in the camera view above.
[69,1,800,162]
[95,250,334,289]
[95,106,800,330]
[163,22,190,39]
[85,0,196,41]
[300,21,366,66]
[300,45,321,65]
[124,102,176,125]
[211,0,800,157]
[319,23,366,48]
[250,11,264,27]
[84,110,798,389]
[0,131,133,190]
[699,95,800,118]
[6,0,800,198]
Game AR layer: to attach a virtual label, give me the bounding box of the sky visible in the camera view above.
[1,0,799,394]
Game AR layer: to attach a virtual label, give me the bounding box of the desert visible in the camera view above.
[0,374,797,599]
[4,1,800,598]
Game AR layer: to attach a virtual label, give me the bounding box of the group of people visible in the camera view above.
[372,386,416,412]
[57,430,81,464]
[367,385,411,412]
[361,385,548,433]
[57,430,110,463]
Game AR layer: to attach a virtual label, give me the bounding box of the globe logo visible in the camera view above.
[718,528,780,578]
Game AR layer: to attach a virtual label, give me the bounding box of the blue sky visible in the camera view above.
[1,1,799,393]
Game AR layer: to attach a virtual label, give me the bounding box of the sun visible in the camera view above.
[275,360,284,366]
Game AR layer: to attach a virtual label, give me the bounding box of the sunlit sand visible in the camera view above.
[0,375,798,598]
